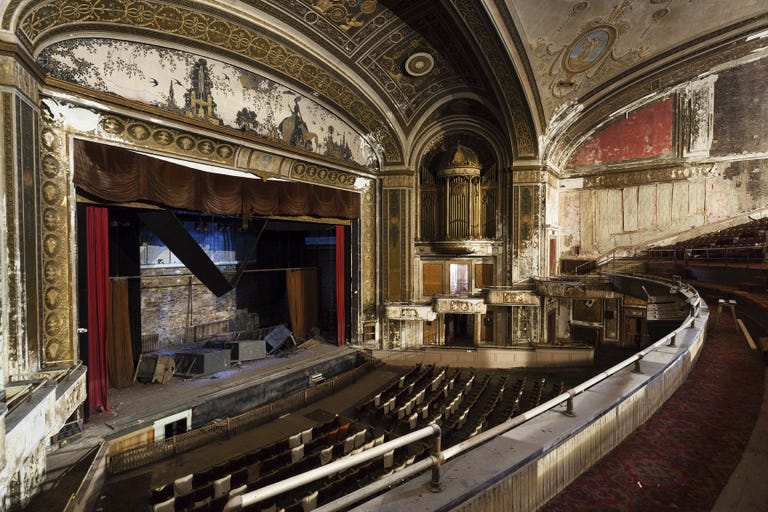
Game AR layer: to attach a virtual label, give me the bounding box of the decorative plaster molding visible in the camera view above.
[512,170,547,183]
[381,174,414,189]
[434,297,487,314]
[384,304,437,321]
[583,165,704,189]
[484,289,540,306]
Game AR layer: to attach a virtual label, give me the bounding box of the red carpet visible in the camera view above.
[542,310,765,512]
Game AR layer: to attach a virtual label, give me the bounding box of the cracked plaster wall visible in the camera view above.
[559,55,768,257]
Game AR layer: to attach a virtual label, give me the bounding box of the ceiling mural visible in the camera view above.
[5,0,768,168]
[37,39,380,169]
[514,0,768,121]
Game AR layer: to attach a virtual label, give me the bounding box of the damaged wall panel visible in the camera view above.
[712,57,768,155]
[569,98,674,167]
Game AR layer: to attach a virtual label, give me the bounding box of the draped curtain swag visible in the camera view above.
[74,140,360,220]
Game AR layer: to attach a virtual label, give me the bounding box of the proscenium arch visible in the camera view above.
[10,0,406,165]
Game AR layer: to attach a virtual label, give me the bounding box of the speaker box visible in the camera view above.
[174,349,230,377]
[134,354,176,384]
[225,340,268,362]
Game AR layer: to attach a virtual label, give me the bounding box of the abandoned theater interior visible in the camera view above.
[1,1,768,511]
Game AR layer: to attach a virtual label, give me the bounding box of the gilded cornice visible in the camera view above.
[100,113,237,165]
[15,0,403,163]
[96,111,364,191]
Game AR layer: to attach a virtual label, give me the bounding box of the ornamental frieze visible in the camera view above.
[39,109,76,364]
[434,297,487,315]
[381,174,414,189]
[534,280,618,298]
[512,170,547,184]
[484,289,540,306]
[290,162,359,190]
[583,165,703,189]
[384,305,437,322]
[96,111,365,190]
[99,114,237,166]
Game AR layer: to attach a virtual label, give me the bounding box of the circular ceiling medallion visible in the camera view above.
[405,52,434,77]
[563,25,617,74]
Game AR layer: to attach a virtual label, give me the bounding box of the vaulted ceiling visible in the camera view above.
[4,0,768,171]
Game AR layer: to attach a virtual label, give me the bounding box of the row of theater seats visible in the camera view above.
[148,365,568,512]
[149,414,395,511]
[658,218,768,251]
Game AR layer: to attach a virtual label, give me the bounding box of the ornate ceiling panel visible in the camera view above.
[5,0,768,169]
[9,0,535,165]
[506,0,768,122]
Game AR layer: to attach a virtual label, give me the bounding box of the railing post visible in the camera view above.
[428,424,443,492]
[668,334,676,347]
[632,354,643,373]
[563,390,575,417]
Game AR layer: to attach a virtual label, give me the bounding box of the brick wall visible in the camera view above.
[140,265,239,347]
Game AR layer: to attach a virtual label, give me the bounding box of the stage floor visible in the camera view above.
[84,339,355,441]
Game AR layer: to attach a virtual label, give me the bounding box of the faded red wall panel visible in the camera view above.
[569,98,673,167]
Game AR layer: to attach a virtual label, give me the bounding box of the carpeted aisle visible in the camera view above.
[542,308,765,512]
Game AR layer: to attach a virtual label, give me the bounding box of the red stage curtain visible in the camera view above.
[107,279,135,389]
[86,206,110,412]
[335,225,346,346]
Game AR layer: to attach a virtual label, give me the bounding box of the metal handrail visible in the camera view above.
[224,272,704,512]
[442,291,702,462]
[222,424,442,512]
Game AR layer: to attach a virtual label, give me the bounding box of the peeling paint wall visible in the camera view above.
[712,57,768,155]
[562,177,710,255]
[569,98,674,166]
[512,183,545,280]
[559,54,768,257]
[0,91,8,393]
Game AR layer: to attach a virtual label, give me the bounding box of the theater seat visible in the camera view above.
[152,496,175,512]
